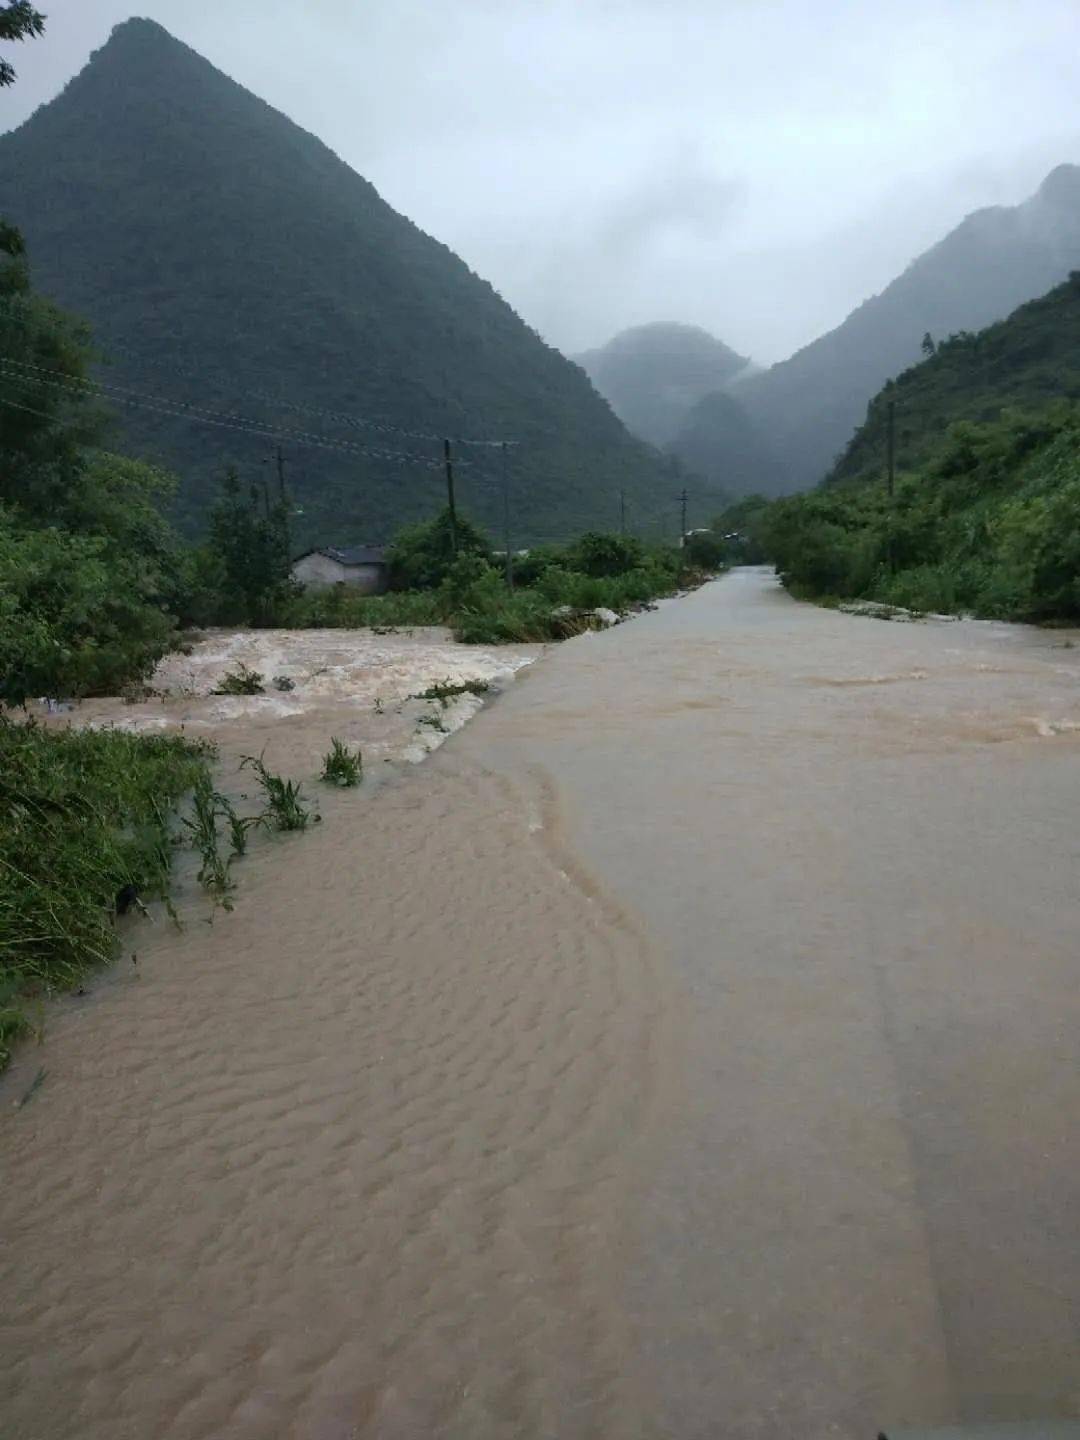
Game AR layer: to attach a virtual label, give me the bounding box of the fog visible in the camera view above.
[4,0,1080,362]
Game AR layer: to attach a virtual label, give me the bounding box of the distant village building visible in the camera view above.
[291,546,389,594]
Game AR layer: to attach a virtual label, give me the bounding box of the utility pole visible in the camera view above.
[443,438,458,555]
[275,445,286,501]
[678,487,689,546]
[886,399,896,499]
[886,398,896,570]
[501,441,514,589]
[619,488,626,536]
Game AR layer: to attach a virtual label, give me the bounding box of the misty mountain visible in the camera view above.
[738,163,1080,492]
[0,19,690,547]
[665,389,784,497]
[575,323,751,448]
[827,269,1080,488]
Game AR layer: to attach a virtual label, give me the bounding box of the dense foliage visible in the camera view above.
[741,277,1080,621]
[279,512,712,644]
[0,720,213,1067]
[828,273,1080,485]
[0,17,701,547]
[763,408,1080,619]
[0,231,188,704]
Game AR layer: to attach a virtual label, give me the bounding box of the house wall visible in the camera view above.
[291,554,388,594]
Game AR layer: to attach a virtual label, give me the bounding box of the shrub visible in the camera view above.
[386,507,493,590]
[564,531,645,577]
[212,663,265,695]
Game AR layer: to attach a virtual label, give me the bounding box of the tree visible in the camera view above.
[0,2,45,88]
[206,467,295,622]
[564,531,644,577]
[387,507,492,590]
[921,332,936,359]
[0,221,104,515]
[0,231,187,700]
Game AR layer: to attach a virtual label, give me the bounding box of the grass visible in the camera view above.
[180,772,261,907]
[321,738,363,787]
[241,751,317,830]
[0,717,215,1069]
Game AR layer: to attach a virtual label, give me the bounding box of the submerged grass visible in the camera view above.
[414,677,490,704]
[320,738,363,787]
[241,752,316,831]
[0,717,215,1069]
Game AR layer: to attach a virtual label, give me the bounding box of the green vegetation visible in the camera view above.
[0,719,213,1068]
[730,165,1080,493]
[180,773,257,906]
[213,664,266,696]
[0,3,46,89]
[0,17,704,546]
[745,276,1080,622]
[321,738,363,788]
[278,509,713,644]
[829,273,1080,486]
[415,678,491,704]
[240,752,316,832]
[0,223,186,704]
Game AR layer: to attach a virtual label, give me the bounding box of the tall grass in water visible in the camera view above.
[181,773,261,907]
[320,738,363,787]
[241,752,316,830]
[0,718,214,1069]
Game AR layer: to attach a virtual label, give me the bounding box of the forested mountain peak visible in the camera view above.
[0,20,685,545]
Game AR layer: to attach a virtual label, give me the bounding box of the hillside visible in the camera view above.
[575,323,751,448]
[757,272,1080,620]
[828,271,1080,485]
[665,389,784,495]
[736,164,1080,493]
[0,19,689,546]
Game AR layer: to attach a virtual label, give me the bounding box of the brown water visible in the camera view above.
[3,568,1080,1438]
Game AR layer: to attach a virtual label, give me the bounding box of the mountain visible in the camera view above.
[762,271,1080,621]
[575,323,751,448]
[737,164,1080,493]
[0,19,690,547]
[666,389,784,496]
[827,269,1080,486]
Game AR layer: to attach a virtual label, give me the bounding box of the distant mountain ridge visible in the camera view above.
[583,167,1080,502]
[0,19,690,545]
[575,322,751,448]
[736,163,1080,492]
[827,269,1080,487]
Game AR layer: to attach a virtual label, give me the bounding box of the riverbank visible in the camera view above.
[1,627,541,1071]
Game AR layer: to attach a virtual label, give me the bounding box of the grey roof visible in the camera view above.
[293,545,387,567]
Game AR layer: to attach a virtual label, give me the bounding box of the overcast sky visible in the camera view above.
[4,0,1080,363]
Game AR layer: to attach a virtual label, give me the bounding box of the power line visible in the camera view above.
[0,364,457,470]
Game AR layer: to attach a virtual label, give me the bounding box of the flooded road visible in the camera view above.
[3,568,1079,1438]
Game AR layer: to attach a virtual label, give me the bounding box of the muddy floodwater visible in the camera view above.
[3,569,1080,1439]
